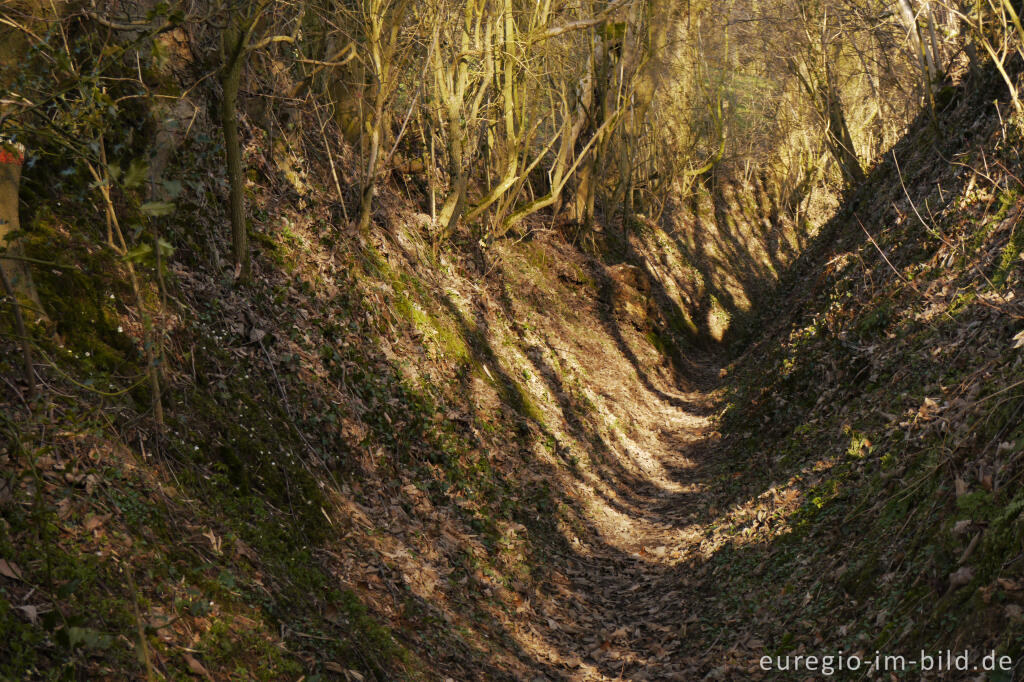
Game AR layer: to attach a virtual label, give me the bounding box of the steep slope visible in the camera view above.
[2,22,1023,682]
[671,68,1024,677]
[0,87,733,676]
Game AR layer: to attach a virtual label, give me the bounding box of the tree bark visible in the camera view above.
[0,143,44,317]
[220,19,250,282]
[821,78,865,185]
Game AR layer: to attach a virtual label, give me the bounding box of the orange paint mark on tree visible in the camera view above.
[0,147,25,165]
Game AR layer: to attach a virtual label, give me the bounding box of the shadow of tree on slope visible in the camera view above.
[384,61,1024,681]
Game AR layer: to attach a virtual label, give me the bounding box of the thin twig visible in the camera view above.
[892,150,955,249]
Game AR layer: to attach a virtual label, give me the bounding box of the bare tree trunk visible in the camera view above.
[437,104,470,237]
[0,146,36,399]
[821,76,865,185]
[357,95,384,233]
[356,0,404,234]
[220,18,250,282]
[896,0,939,118]
[0,143,43,317]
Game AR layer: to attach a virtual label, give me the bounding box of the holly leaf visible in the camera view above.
[157,238,175,259]
[140,201,175,217]
[123,243,153,263]
[123,158,149,190]
[161,179,183,199]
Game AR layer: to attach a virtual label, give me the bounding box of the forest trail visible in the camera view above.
[464,257,747,680]
[514,353,727,680]
[5,4,1024,680]
[411,233,807,680]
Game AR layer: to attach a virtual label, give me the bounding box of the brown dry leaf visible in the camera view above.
[952,519,973,535]
[183,652,211,678]
[203,529,222,555]
[980,583,997,603]
[232,614,259,630]
[997,578,1022,591]
[1006,604,1023,621]
[232,539,257,561]
[980,470,994,491]
[84,513,111,532]
[918,397,939,420]
[325,663,366,679]
[0,559,24,581]
[948,566,974,590]
[954,477,968,498]
[56,498,73,520]
[17,605,39,624]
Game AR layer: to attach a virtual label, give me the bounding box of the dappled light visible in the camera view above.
[2,0,1024,679]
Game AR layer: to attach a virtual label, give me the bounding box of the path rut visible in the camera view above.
[505,339,734,680]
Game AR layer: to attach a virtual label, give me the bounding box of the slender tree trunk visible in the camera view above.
[0,150,35,398]
[821,81,865,185]
[572,154,597,225]
[357,102,383,233]
[438,170,468,237]
[220,20,250,281]
[438,106,470,237]
[897,0,939,119]
[0,143,43,317]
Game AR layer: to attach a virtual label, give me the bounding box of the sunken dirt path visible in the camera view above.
[493,330,752,681]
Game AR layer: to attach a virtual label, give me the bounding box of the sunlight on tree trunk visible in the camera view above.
[0,142,43,317]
